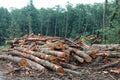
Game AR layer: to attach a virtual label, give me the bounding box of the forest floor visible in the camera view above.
[0,46,120,80]
[0,55,120,80]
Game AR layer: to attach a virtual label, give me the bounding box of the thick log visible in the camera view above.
[41,50,70,57]
[60,62,78,69]
[8,50,64,73]
[73,54,84,63]
[0,55,27,67]
[40,41,63,50]
[0,55,47,72]
[96,60,120,70]
[15,47,57,61]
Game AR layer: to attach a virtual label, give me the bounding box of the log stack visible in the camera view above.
[1,33,120,74]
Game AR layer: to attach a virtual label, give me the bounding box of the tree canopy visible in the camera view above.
[0,0,119,45]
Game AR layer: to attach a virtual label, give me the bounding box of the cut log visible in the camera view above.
[90,51,120,58]
[0,55,47,72]
[15,47,56,61]
[103,58,120,63]
[64,68,82,75]
[26,58,47,72]
[68,47,92,62]
[35,41,46,45]
[0,55,27,67]
[73,54,84,63]
[40,41,63,50]
[74,49,92,62]
[8,50,64,73]
[26,37,46,41]
[90,44,120,51]
[41,50,69,58]
[110,68,120,73]
[106,51,120,58]
[60,62,78,69]
[96,60,120,70]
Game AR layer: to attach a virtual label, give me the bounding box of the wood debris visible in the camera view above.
[0,33,120,74]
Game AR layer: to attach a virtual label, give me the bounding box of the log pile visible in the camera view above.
[1,33,120,74]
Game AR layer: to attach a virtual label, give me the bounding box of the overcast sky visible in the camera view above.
[0,0,105,9]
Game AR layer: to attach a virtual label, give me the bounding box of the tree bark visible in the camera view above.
[73,54,84,63]
[8,50,64,73]
[96,60,120,70]
[60,62,78,69]
[15,47,57,61]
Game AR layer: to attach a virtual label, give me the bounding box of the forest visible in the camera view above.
[0,0,120,80]
[0,0,120,45]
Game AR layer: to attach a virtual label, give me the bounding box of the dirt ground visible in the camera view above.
[0,58,120,80]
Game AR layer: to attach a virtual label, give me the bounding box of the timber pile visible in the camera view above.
[1,33,120,74]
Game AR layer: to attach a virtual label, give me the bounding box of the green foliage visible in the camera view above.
[0,0,119,45]
[99,23,120,43]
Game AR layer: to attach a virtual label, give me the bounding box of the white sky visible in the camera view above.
[0,0,105,9]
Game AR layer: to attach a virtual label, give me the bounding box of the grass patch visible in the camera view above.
[0,45,10,50]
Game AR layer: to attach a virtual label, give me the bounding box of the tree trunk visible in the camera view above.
[8,50,64,73]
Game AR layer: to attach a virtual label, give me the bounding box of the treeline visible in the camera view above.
[0,0,120,45]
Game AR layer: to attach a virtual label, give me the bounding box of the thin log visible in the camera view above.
[90,51,120,58]
[90,44,120,51]
[35,41,46,45]
[96,60,120,70]
[60,62,78,69]
[8,50,64,73]
[64,68,82,75]
[45,36,60,41]
[64,38,79,47]
[107,52,120,58]
[110,68,120,73]
[26,37,46,41]
[103,58,120,63]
